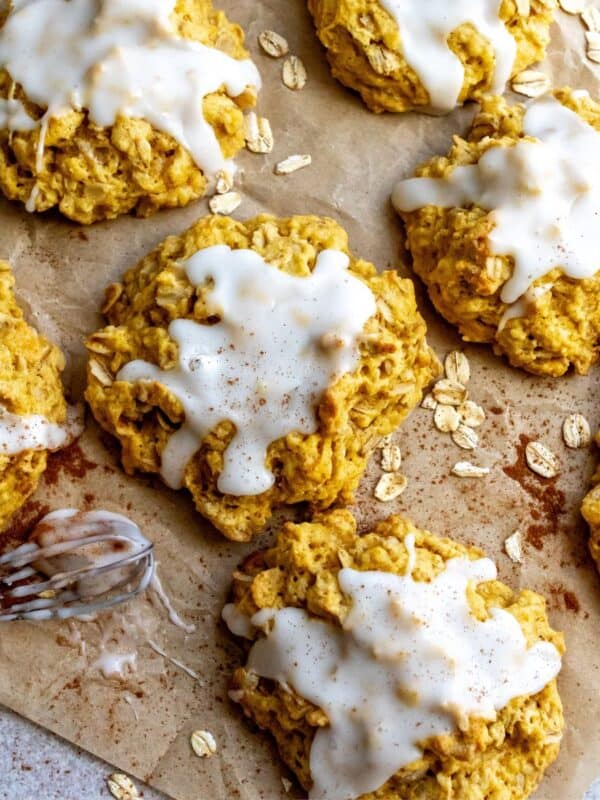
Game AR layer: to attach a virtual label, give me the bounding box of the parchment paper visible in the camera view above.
[0,3,599,799]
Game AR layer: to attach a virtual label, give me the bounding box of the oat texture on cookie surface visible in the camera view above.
[393,88,600,376]
[224,509,564,800]
[85,214,440,541]
[0,262,78,531]
[307,0,556,113]
[0,0,260,223]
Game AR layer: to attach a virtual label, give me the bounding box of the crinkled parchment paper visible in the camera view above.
[0,3,599,799]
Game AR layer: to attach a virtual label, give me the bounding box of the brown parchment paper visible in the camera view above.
[0,3,599,799]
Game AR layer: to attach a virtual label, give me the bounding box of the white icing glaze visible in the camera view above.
[393,96,600,307]
[227,535,562,800]
[93,649,137,678]
[150,570,196,634]
[0,97,36,131]
[222,602,255,640]
[118,245,376,497]
[0,0,260,185]
[0,403,83,456]
[498,282,552,332]
[379,0,515,112]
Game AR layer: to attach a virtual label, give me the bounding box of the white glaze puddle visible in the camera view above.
[225,535,562,800]
[92,649,137,679]
[0,403,83,456]
[393,96,600,308]
[118,245,376,497]
[379,0,515,112]
[0,0,261,194]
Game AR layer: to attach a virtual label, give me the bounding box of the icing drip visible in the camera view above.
[118,246,376,497]
[393,97,600,308]
[379,0,516,112]
[225,535,562,800]
[0,0,261,205]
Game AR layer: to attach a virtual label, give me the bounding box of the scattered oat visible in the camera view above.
[366,44,401,75]
[215,170,233,194]
[558,0,584,11]
[452,424,479,451]
[274,154,312,175]
[444,351,470,384]
[432,379,468,406]
[582,6,600,31]
[89,358,113,387]
[258,30,289,58]
[191,730,217,758]
[381,442,402,472]
[420,392,437,410]
[562,413,591,449]
[504,530,523,564]
[525,441,560,478]
[245,112,274,153]
[434,404,460,433]
[282,778,293,793]
[451,461,490,478]
[515,0,530,14]
[374,472,408,501]
[511,70,551,97]
[107,774,139,800]
[209,191,241,215]
[585,30,600,62]
[458,400,486,428]
[282,55,307,90]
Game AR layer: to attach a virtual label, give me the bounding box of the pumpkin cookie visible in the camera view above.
[393,89,600,377]
[0,262,78,531]
[224,508,564,800]
[85,214,439,541]
[0,0,260,223]
[308,0,555,113]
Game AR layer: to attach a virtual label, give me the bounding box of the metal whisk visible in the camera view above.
[0,532,155,622]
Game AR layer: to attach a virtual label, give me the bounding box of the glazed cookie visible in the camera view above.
[0,262,79,531]
[0,0,260,224]
[85,214,439,541]
[393,89,600,377]
[224,509,565,800]
[308,0,556,114]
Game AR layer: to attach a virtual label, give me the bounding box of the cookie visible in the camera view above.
[308,0,555,113]
[0,0,260,223]
[224,508,565,800]
[85,214,439,541]
[393,89,600,377]
[0,262,75,531]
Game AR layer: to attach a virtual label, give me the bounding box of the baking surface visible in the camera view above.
[0,706,167,800]
[0,1,599,799]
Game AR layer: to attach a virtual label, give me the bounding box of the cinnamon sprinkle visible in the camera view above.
[503,434,566,551]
